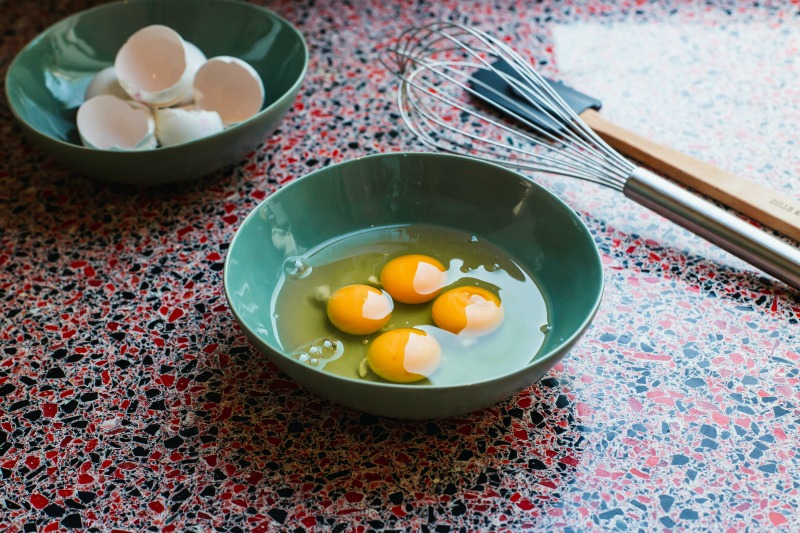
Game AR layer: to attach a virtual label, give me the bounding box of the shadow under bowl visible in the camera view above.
[5,0,308,185]
[224,152,604,419]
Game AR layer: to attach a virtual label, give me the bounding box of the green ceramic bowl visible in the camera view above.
[224,153,604,419]
[5,0,307,185]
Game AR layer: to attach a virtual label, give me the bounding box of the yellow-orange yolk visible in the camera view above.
[367,328,442,383]
[431,286,504,336]
[326,284,393,335]
[379,254,448,304]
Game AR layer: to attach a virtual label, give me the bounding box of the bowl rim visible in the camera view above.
[4,0,309,154]
[223,151,605,391]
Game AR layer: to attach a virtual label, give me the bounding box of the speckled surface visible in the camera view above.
[2,0,800,531]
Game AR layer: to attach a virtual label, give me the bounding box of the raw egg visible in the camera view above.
[380,254,447,304]
[326,284,393,335]
[367,328,442,383]
[432,286,504,336]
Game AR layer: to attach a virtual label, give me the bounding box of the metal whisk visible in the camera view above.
[383,21,800,291]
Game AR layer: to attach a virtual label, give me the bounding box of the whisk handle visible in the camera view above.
[624,167,800,291]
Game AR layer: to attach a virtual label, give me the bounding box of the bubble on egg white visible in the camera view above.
[540,324,552,334]
[320,339,339,358]
[469,235,479,243]
[293,338,343,367]
[284,257,312,279]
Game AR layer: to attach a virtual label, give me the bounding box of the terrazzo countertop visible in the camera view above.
[2,0,799,531]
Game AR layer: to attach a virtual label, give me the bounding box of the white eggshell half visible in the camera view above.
[85,66,129,101]
[193,56,264,126]
[174,42,208,106]
[155,107,224,147]
[114,25,191,107]
[77,95,157,151]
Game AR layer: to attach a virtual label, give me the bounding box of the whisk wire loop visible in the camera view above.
[383,21,635,191]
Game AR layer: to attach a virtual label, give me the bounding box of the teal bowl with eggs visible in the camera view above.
[5,0,307,185]
[224,152,604,419]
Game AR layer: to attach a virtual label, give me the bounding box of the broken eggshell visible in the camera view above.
[193,56,265,126]
[155,107,224,147]
[114,25,192,107]
[76,94,157,150]
[174,42,208,106]
[84,66,129,101]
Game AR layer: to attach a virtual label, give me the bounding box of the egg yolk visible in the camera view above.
[432,286,504,336]
[379,254,448,304]
[326,284,393,335]
[367,328,442,383]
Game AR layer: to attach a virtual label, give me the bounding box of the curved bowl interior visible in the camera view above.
[224,152,604,419]
[5,0,308,184]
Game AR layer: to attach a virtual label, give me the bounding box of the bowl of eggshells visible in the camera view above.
[5,0,308,185]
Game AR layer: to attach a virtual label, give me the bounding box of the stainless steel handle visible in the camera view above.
[623,167,800,291]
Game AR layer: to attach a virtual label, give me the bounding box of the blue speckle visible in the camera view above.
[773,405,790,417]
[700,425,717,438]
[660,516,676,528]
[679,509,699,520]
[659,495,674,512]
[741,375,758,385]
[700,438,719,450]
[758,463,777,474]
[672,454,689,465]
[685,377,705,388]
[598,508,624,520]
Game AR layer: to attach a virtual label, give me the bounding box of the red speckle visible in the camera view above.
[149,501,165,513]
[177,225,194,238]
[246,471,263,485]
[160,374,175,387]
[203,455,218,467]
[30,493,49,509]
[770,512,788,526]
[345,492,364,503]
[176,377,190,391]
[25,456,40,470]
[78,474,94,484]
[168,308,184,323]
[516,498,534,511]
[203,343,219,354]
[222,215,238,225]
